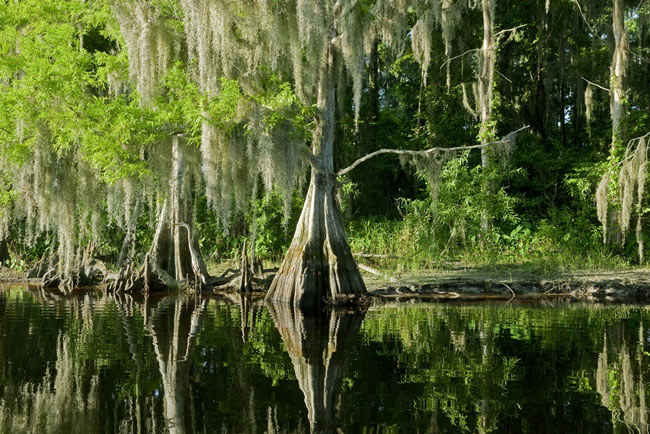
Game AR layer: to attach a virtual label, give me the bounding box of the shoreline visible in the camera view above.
[3,265,650,303]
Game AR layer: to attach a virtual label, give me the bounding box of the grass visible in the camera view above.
[346,216,633,276]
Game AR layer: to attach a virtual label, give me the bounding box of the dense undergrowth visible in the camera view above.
[0,145,638,277]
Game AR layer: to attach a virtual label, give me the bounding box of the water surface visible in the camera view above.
[0,283,649,433]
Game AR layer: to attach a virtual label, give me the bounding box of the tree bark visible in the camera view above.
[143,137,195,282]
[117,197,142,268]
[266,35,366,308]
[267,172,366,307]
[236,240,253,293]
[610,0,628,157]
[478,0,496,169]
[110,136,202,293]
[171,136,193,281]
[478,0,496,233]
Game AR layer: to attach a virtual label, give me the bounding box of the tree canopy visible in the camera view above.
[0,0,649,302]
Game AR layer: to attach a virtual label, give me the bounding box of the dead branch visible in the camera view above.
[503,282,516,301]
[357,263,399,283]
[582,77,610,92]
[337,126,529,177]
[353,253,401,259]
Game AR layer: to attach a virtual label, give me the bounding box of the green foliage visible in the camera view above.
[348,149,628,272]
[249,191,302,260]
[2,0,650,275]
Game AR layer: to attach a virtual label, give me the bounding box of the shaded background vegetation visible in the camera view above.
[1,0,649,274]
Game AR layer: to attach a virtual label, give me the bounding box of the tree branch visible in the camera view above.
[439,25,526,71]
[582,77,610,92]
[300,146,322,170]
[337,126,529,177]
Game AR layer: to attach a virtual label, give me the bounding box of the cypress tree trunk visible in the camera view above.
[266,39,366,308]
[171,136,193,281]
[110,137,200,292]
[148,136,193,281]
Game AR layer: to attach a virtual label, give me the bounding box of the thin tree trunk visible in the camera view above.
[478,0,496,232]
[368,39,380,152]
[573,46,583,148]
[0,238,9,266]
[478,0,496,169]
[610,0,628,157]
[266,38,366,308]
[559,36,567,148]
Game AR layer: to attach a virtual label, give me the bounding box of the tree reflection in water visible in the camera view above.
[147,295,206,434]
[3,286,650,433]
[597,323,649,432]
[267,303,365,434]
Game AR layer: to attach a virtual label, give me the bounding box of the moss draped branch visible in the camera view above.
[337,126,529,177]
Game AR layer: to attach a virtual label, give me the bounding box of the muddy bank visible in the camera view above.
[4,265,650,303]
[363,268,650,302]
[0,267,25,282]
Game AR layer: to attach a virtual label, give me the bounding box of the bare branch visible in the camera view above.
[494,24,527,39]
[438,25,526,72]
[337,126,529,177]
[496,69,513,84]
[582,77,610,92]
[439,48,479,71]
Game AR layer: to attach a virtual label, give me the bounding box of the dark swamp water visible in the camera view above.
[1,284,650,433]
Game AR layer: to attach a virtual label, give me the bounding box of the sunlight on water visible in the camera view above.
[0,283,649,433]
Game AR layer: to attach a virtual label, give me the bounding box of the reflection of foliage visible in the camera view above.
[3,289,650,433]
[596,325,650,433]
[352,305,650,433]
[0,335,100,434]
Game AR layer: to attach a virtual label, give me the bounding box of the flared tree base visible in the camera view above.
[266,173,366,308]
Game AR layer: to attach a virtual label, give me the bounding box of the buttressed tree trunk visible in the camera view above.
[267,302,365,434]
[266,36,366,308]
[110,136,201,293]
[139,137,194,287]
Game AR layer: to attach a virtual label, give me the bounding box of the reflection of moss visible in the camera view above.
[0,335,101,433]
[3,290,650,433]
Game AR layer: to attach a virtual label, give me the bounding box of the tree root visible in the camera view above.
[35,245,108,291]
[233,242,253,292]
[214,241,268,293]
[107,254,178,294]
